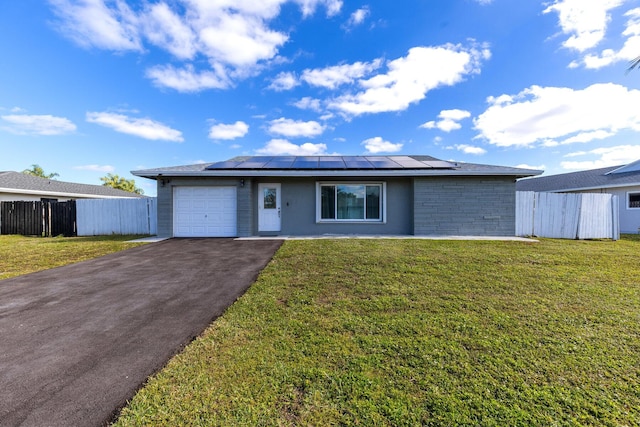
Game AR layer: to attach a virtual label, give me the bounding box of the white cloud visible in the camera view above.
[328,43,490,116]
[255,138,328,155]
[301,59,382,89]
[581,8,640,69]
[0,114,77,135]
[449,144,486,155]
[48,0,142,51]
[268,71,299,91]
[474,83,640,147]
[146,64,232,92]
[420,109,471,132]
[74,164,115,172]
[345,6,370,28]
[543,0,625,52]
[560,130,615,144]
[268,117,325,138]
[296,0,342,17]
[196,10,287,68]
[86,111,184,142]
[561,145,640,169]
[142,2,196,60]
[49,0,343,92]
[230,143,242,149]
[296,0,343,17]
[208,121,249,140]
[361,136,403,154]
[293,97,322,112]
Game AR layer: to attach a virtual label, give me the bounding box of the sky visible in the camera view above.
[2,1,640,196]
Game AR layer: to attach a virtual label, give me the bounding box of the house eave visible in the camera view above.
[133,169,542,179]
[530,182,640,193]
[0,187,139,199]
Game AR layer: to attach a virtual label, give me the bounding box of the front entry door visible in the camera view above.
[258,183,281,232]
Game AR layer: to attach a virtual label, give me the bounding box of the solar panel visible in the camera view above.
[422,160,458,169]
[206,160,242,169]
[365,156,403,169]
[292,156,319,169]
[392,156,431,169]
[343,156,374,169]
[238,157,272,168]
[264,157,295,169]
[318,156,347,169]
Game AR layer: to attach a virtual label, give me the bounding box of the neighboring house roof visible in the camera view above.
[0,171,144,199]
[132,155,542,179]
[516,161,640,193]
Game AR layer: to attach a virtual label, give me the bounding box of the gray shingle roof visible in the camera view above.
[516,164,640,192]
[132,156,541,179]
[0,172,144,198]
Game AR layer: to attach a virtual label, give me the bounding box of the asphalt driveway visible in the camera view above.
[0,238,282,427]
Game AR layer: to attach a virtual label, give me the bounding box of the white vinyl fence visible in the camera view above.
[516,192,619,240]
[76,198,157,236]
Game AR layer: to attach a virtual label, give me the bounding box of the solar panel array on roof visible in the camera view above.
[205,156,457,170]
[292,157,319,169]
[263,156,295,169]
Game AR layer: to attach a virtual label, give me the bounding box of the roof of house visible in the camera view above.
[516,160,640,192]
[0,171,145,199]
[132,155,542,179]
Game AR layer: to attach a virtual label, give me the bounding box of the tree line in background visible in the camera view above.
[22,164,144,195]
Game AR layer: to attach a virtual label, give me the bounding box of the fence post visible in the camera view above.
[612,195,620,241]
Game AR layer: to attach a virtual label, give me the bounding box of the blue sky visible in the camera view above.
[2,0,640,196]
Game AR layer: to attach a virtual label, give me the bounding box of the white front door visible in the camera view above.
[258,183,281,232]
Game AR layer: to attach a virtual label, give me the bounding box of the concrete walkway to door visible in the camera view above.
[0,238,282,427]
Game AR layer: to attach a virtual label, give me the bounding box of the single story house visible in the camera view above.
[132,155,541,238]
[516,160,640,234]
[0,171,144,202]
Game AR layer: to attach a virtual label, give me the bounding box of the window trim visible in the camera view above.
[316,182,386,223]
[627,191,640,210]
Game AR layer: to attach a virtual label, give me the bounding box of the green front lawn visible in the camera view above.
[0,235,146,280]
[115,236,640,426]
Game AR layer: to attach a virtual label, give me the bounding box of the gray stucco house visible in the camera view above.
[517,160,640,234]
[132,155,541,238]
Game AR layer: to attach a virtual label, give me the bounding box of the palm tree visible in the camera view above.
[627,56,640,72]
[100,173,144,195]
[22,164,59,179]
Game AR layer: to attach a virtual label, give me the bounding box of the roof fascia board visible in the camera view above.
[133,169,541,179]
[536,182,640,193]
[0,187,138,199]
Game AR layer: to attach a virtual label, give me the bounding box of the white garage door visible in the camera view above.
[173,186,237,237]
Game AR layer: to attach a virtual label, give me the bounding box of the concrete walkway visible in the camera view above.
[0,238,282,427]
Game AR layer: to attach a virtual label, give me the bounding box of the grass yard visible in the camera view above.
[0,235,147,280]
[9,234,636,425]
[111,236,638,426]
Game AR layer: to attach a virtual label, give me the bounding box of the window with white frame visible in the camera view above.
[317,183,384,221]
[628,192,640,209]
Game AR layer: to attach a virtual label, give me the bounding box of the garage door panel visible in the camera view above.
[173,186,237,237]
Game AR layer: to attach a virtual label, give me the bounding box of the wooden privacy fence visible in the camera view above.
[76,198,157,236]
[0,201,77,236]
[516,191,619,240]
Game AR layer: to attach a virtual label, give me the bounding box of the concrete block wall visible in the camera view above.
[413,177,516,236]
